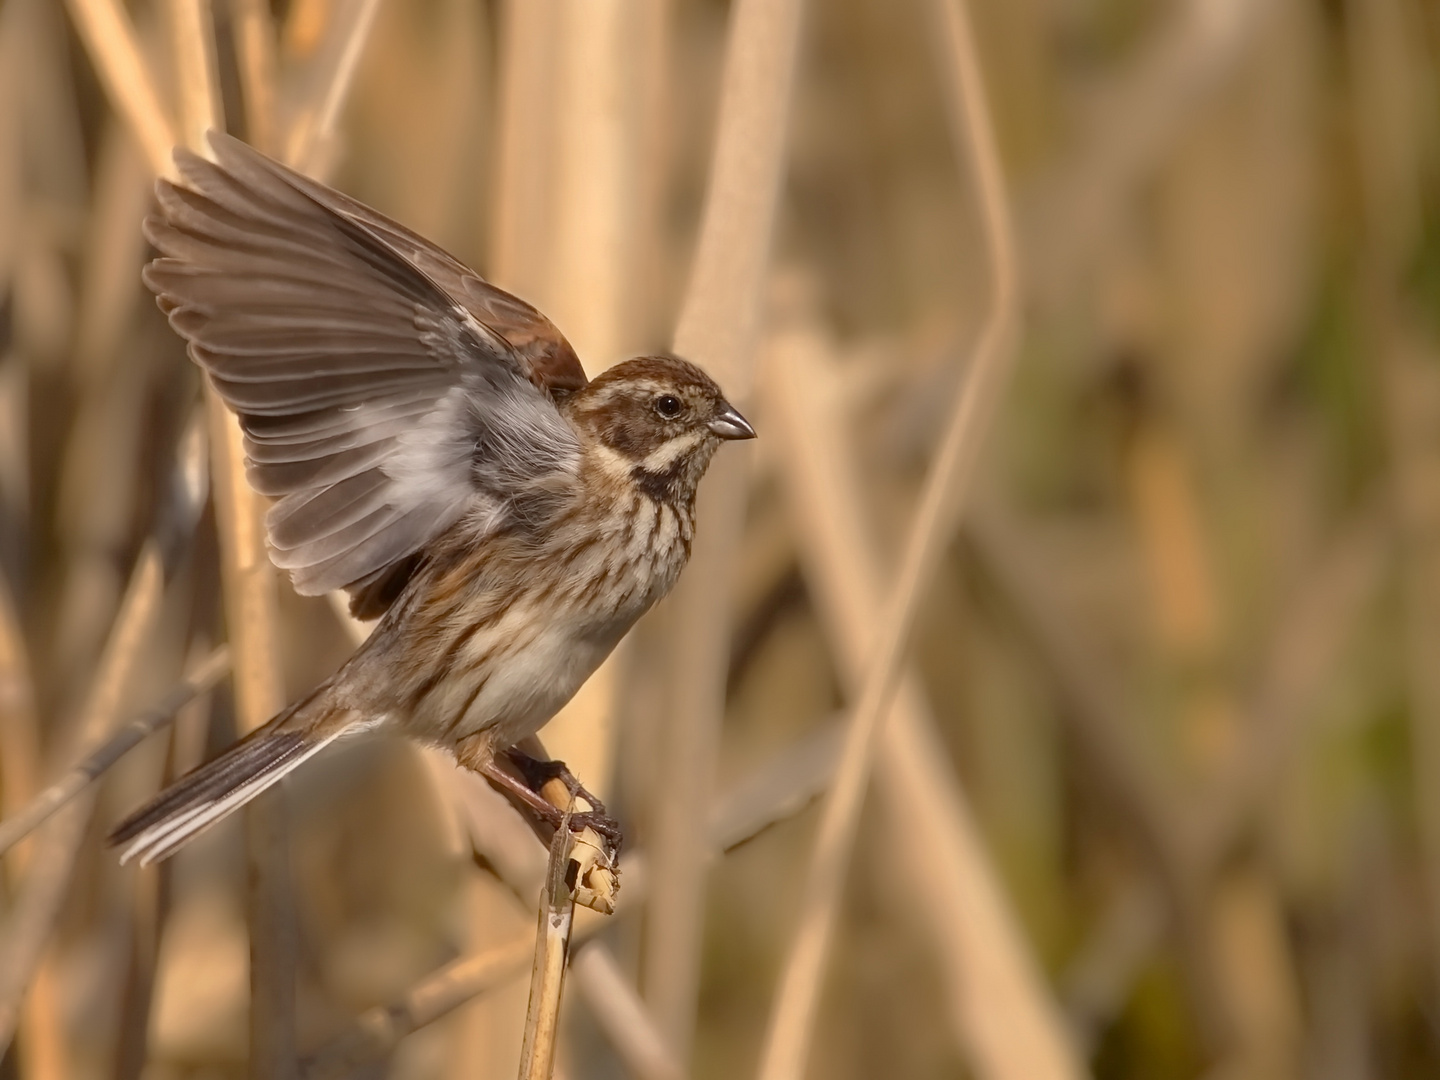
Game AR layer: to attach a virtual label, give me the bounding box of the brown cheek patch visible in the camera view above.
[595,407,665,459]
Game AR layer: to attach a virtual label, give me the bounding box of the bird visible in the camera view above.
[109,132,754,866]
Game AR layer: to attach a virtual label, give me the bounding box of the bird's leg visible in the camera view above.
[470,750,624,852]
[475,759,568,826]
[501,750,624,851]
[502,749,608,816]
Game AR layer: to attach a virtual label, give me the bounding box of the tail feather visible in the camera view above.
[109,722,343,866]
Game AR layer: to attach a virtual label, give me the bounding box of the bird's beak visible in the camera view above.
[708,403,756,440]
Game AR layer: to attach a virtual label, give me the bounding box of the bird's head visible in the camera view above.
[563,355,755,504]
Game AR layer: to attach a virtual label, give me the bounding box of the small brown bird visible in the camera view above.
[111,133,753,865]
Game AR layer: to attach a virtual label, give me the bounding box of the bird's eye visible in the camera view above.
[654,394,683,419]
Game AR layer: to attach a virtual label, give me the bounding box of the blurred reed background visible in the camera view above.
[0,0,1438,1078]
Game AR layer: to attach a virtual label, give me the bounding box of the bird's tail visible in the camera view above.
[108,686,352,866]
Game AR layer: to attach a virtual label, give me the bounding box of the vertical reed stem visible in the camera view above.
[644,0,806,1058]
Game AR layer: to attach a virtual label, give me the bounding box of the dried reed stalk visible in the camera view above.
[477,7,622,1074]
[0,547,66,1080]
[114,638,215,1080]
[206,302,298,1080]
[330,598,676,1080]
[490,0,560,301]
[303,935,539,1080]
[303,702,854,1076]
[516,824,578,1080]
[763,328,1083,1080]
[526,0,646,808]
[644,0,805,1056]
[0,547,164,1055]
[546,0,641,365]
[455,771,679,1077]
[71,124,154,379]
[0,646,230,856]
[474,15,562,1069]
[161,2,301,1072]
[59,0,177,177]
[168,0,224,152]
[113,856,167,1080]
[229,0,278,153]
[630,0,672,349]
[571,947,685,1080]
[47,124,160,710]
[283,0,384,172]
[4,18,155,1073]
[0,555,40,867]
[754,0,1021,1075]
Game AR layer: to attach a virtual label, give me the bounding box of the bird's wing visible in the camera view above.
[144,133,585,613]
[238,141,589,396]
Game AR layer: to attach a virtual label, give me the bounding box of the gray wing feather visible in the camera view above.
[144,134,582,600]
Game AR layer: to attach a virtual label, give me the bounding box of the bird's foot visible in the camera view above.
[566,810,623,850]
[478,754,623,854]
[502,749,609,817]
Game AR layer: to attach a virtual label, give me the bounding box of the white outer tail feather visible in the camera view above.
[117,729,346,866]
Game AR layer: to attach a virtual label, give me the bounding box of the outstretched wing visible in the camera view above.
[144,133,586,615]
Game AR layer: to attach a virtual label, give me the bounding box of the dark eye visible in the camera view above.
[654,394,683,419]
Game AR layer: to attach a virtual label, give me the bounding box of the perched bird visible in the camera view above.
[110,133,753,865]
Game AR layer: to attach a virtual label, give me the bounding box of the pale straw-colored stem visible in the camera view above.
[525,0,645,815]
[753,1,1019,1077]
[489,0,561,297]
[304,935,537,1080]
[167,0,224,154]
[669,0,805,389]
[206,388,298,1080]
[229,0,279,153]
[763,328,1083,1080]
[0,647,230,856]
[301,683,847,1077]
[166,4,300,1071]
[71,124,155,380]
[0,547,164,1056]
[284,0,385,173]
[643,0,805,1058]
[0,556,41,866]
[516,825,577,1080]
[572,947,685,1080]
[60,0,177,177]
[0,548,67,1080]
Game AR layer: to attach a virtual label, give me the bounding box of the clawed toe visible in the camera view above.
[569,811,623,850]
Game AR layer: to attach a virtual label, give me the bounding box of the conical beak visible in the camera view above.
[708,402,756,440]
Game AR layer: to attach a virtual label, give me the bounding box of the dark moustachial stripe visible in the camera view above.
[631,459,688,503]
